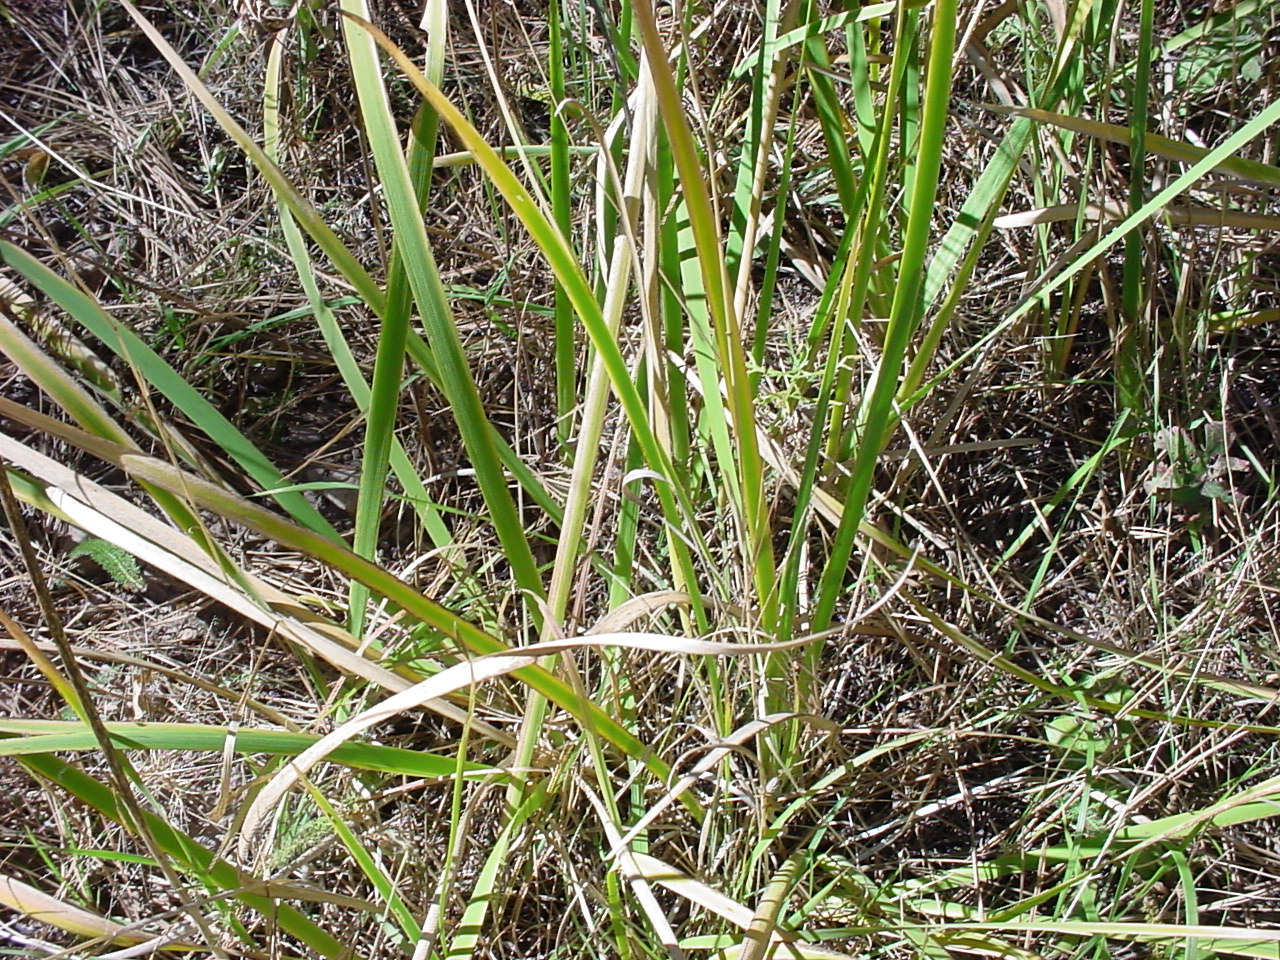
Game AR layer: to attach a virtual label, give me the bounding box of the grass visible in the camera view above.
[1,0,1279,957]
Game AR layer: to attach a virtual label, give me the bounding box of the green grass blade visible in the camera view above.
[988,106,1280,187]
[122,0,544,554]
[101,448,676,787]
[901,116,1038,402]
[263,33,453,552]
[119,0,389,317]
[352,14,707,619]
[0,242,342,541]
[301,778,424,943]
[340,0,439,633]
[0,721,498,779]
[631,0,776,627]
[340,1,544,636]
[990,92,1280,343]
[813,0,959,631]
[403,330,564,525]
[444,780,549,960]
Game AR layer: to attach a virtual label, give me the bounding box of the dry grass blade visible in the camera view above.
[995,202,1280,231]
[991,104,1280,187]
[0,635,294,727]
[238,631,824,861]
[627,854,858,960]
[576,782,686,958]
[0,425,512,742]
[588,590,694,634]
[610,712,839,858]
[0,873,202,953]
[0,603,78,712]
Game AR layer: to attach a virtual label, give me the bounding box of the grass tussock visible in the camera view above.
[2,0,1280,957]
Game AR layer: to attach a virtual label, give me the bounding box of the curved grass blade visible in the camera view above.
[90,444,675,785]
[0,873,202,952]
[244,629,816,861]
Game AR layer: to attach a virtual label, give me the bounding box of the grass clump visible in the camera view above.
[1,0,1280,957]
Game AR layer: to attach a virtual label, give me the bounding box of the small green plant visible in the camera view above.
[66,537,145,592]
[1147,418,1249,511]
